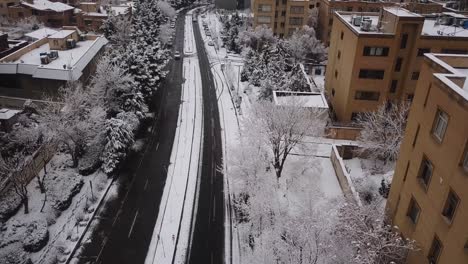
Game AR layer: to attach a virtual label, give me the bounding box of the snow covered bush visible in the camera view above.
[282,25,327,64]
[22,217,49,252]
[221,13,244,53]
[0,189,22,222]
[45,170,84,211]
[0,243,31,264]
[101,113,138,174]
[78,133,106,176]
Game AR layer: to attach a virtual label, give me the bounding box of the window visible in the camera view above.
[359,69,385,79]
[332,88,335,96]
[424,84,431,107]
[340,31,343,40]
[413,125,420,147]
[411,71,420,80]
[84,20,92,26]
[428,236,443,264]
[316,2,320,7]
[257,16,271,24]
[418,157,433,188]
[275,11,278,17]
[280,22,285,28]
[355,91,380,101]
[309,4,314,8]
[395,57,403,72]
[335,70,338,78]
[407,197,420,224]
[337,50,341,59]
[281,10,286,16]
[432,109,448,142]
[289,17,303,25]
[363,46,389,56]
[329,18,333,25]
[258,4,272,12]
[290,6,304,14]
[390,80,398,93]
[441,49,467,54]
[462,145,468,172]
[407,94,414,101]
[400,33,408,49]
[351,112,362,121]
[403,161,410,182]
[442,190,459,222]
[417,48,430,56]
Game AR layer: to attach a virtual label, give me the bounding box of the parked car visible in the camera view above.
[174,51,181,59]
[208,41,214,46]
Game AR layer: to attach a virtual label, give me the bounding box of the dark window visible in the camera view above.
[428,236,443,264]
[395,57,403,72]
[280,22,285,27]
[337,50,341,59]
[462,144,468,172]
[316,2,320,7]
[417,48,430,56]
[390,80,398,93]
[332,88,335,96]
[359,69,385,79]
[335,70,338,78]
[400,33,408,49]
[351,112,362,121]
[363,46,389,56]
[329,18,333,25]
[275,11,278,17]
[309,4,314,8]
[442,190,459,222]
[347,6,353,11]
[413,125,420,147]
[355,91,380,101]
[281,11,286,16]
[441,49,467,54]
[340,31,344,40]
[411,71,420,80]
[418,157,433,188]
[432,109,448,142]
[407,197,420,224]
[407,94,414,101]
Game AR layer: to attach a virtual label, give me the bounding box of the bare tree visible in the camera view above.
[237,25,277,52]
[335,201,417,264]
[39,82,106,168]
[0,152,32,214]
[355,102,410,163]
[245,101,325,179]
[282,25,327,64]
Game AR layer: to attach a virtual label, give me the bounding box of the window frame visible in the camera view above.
[363,46,389,56]
[441,189,460,223]
[406,197,421,224]
[431,109,449,143]
[418,156,433,190]
[400,33,408,49]
[428,235,443,264]
[395,57,403,72]
[354,90,380,101]
[358,69,385,80]
[390,80,398,93]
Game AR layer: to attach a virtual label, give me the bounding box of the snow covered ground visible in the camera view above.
[145,10,203,264]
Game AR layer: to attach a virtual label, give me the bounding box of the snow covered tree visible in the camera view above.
[336,201,417,264]
[355,101,410,163]
[39,82,106,168]
[245,101,325,179]
[306,8,319,29]
[282,25,327,64]
[157,1,176,18]
[0,152,32,214]
[101,14,132,47]
[221,12,244,53]
[237,25,277,52]
[101,112,139,174]
[159,23,175,45]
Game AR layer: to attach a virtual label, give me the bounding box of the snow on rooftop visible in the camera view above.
[273,91,329,109]
[337,13,384,34]
[422,19,468,37]
[21,0,74,12]
[48,30,76,39]
[110,5,129,15]
[24,28,58,40]
[0,108,21,120]
[383,7,423,17]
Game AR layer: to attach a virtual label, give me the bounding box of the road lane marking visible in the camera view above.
[128,210,139,238]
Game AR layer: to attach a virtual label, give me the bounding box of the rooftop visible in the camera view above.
[0,108,21,120]
[426,53,468,101]
[336,8,468,37]
[48,30,76,39]
[0,35,108,81]
[21,0,74,12]
[24,28,58,40]
[273,91,329,109]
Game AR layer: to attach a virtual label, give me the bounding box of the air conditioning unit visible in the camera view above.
[66,39,76,49]
[40,55,50,64]
[79,34,86,41]
[49,50,59,60]
[352,16,362,26]
[360,20,372,31]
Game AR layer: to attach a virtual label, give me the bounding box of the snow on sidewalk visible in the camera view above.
[145,13,203,264]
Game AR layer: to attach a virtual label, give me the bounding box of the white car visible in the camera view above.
[174,51,181,59]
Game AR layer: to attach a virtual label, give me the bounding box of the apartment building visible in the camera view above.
[7,0,75,27]
[386,53,468,264]
[325,7,468,122]
[0,0,19,18]
[0,28,108,99]
[252,0,310,37]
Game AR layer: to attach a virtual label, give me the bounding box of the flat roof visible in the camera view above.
[47,29,75,39]
[0,108,21,120]
[0,36,108,81]
[24,27,58,40]
[273,91,329,109]
[384,7,423,18]
[425,53,468,101]
[22,0,74,12]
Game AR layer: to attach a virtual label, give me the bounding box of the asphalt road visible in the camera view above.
[188,18,225,264]
[75,11,186,264]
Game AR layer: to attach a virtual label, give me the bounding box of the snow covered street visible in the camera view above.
[145,10,203,264]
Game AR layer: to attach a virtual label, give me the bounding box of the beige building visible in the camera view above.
[316,0,444,46]
[325,8,468,122]
[252,0,311,37]
[387,53,468,264]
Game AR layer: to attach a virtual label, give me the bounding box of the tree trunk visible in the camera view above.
[36,174,45,193]
[23,197,29,214]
